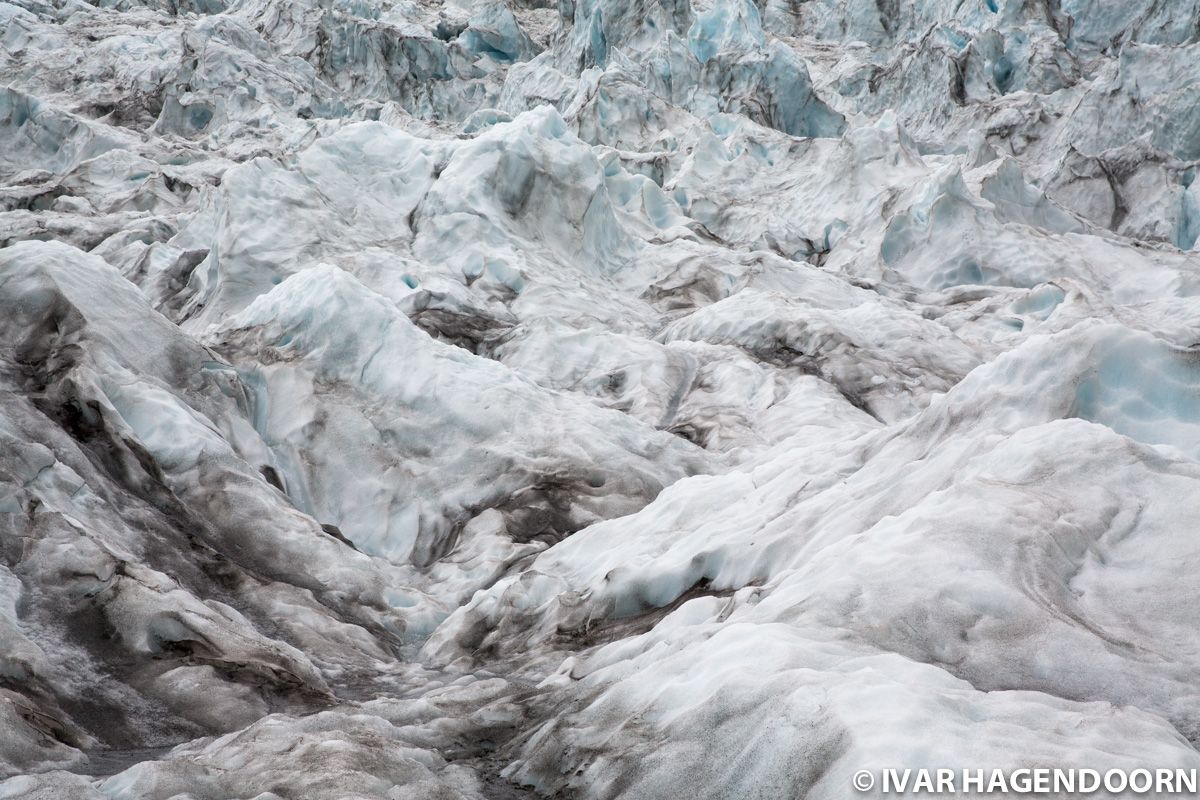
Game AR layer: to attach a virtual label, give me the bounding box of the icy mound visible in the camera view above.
[428,324,1200,795]
[4,0,1200,796]
[210,263,707,568]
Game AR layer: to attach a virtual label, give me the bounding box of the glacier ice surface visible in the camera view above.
[3,0,1200,796]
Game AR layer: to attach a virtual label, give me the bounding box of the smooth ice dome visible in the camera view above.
[3,0,1200,797]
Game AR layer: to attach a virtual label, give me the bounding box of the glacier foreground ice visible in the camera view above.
[3,0,1200,797]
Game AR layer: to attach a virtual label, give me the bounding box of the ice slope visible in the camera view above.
[3,0,1200,796]
[427,324,1200,797]
[209,263,706,574]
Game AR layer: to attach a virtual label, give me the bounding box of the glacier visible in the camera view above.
[3,0,1200,797]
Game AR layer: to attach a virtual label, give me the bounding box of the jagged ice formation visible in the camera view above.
[3,0,1200,797]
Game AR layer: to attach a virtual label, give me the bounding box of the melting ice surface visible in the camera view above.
[3,0,1200,797]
